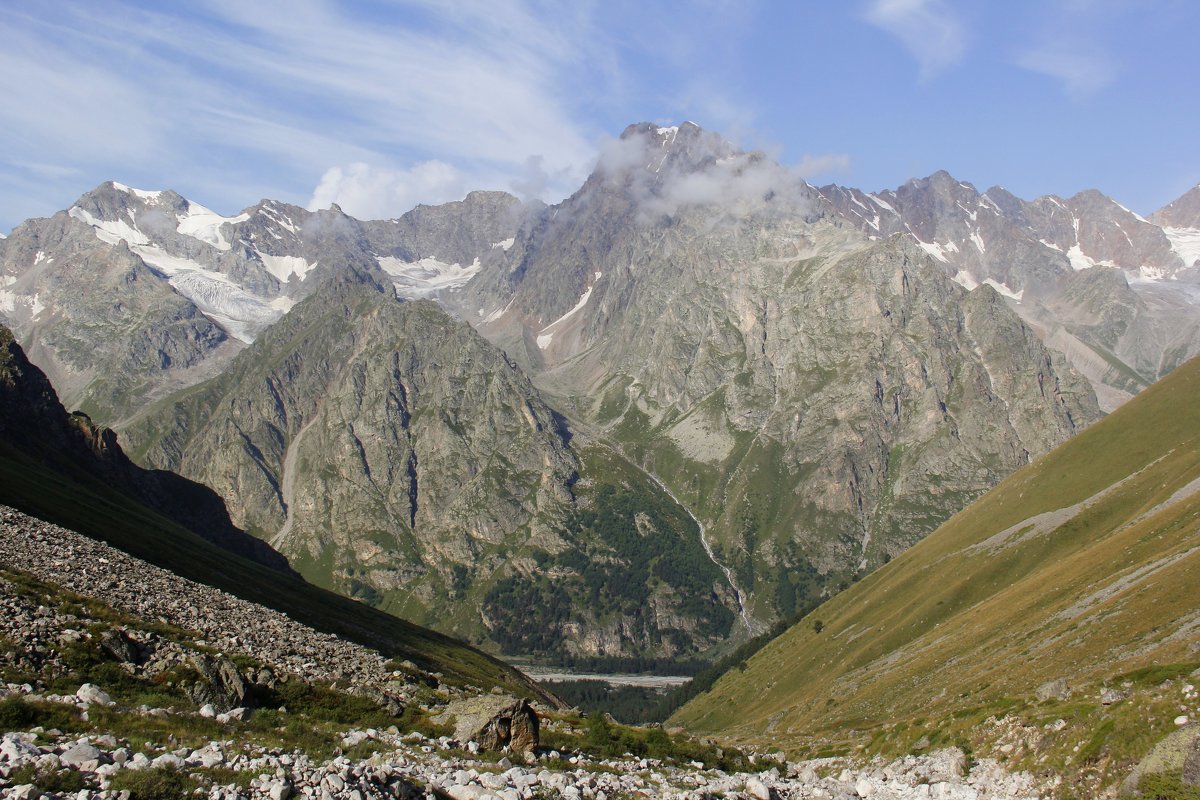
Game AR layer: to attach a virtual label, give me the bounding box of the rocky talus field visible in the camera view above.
[0,506,1054,799]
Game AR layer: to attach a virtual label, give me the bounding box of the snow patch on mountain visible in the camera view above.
[917,241,950,263]
[376,255,482,298]
[536,273,601,350]
[491,238,515,251]
[482,297,515,325]
[983,279,1023,302]
[1067,244,1095,271]
[269,296,297,314]
[176,202,251,251]
[111,182,163,201]
[0,290,43,318]
[258,204,299,234]
[952,271,978,291]
[167,271,281,343]
[68,203,286,342]
[256,252,315,283]
[1163,227,1200,268]
[69,206,151,246]
[868,193,897,214]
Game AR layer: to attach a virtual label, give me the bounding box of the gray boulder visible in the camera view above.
[436,695,540,758]
[186,654,252,711]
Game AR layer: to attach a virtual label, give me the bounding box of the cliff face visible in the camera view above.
[123,280,738,658]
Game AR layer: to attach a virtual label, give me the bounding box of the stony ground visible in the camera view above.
[0,506,1056,799]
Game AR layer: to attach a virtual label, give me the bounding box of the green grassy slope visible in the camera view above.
[0,443,552,702]
[672,356,1200,788]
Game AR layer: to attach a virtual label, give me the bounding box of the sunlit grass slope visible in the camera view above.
[673,355,1200,773]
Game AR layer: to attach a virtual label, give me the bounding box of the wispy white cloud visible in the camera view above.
[863,0,968,79]
[0,1,610,221]
[1015,47,1117,96]
[1012,0,1123,97]
[795,153,852,179]
[309,161,468,220]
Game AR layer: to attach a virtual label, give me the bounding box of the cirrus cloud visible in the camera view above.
[863,0,968,79]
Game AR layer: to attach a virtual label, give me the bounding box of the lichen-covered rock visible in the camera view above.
[437,695,539,758]
[1121,724,1200,796]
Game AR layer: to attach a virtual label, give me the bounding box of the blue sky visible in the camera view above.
[0,0,1196,231]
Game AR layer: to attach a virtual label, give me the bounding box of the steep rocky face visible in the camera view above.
[0,183,530,426]
[0,324,289,571]
[123,280,736,659]
[451,123,1100,630]
[816,174,1200,410]
[1152,182,1200,229]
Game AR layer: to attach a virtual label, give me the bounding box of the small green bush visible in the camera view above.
[1138,773,1200,800]
[268,680,392,726]
[107,766,199,800]
[6,763,89,793]
[0,696,82,731]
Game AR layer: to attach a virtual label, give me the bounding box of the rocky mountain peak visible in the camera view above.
[1152,182,1200,229]
[601,121,740,186]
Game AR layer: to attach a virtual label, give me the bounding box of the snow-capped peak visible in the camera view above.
[110,181,163,201]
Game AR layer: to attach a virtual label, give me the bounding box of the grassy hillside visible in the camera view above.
[0,443,551,702]
[672,355,1200,795]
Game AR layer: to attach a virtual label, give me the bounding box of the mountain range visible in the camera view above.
[2,121,1197,663]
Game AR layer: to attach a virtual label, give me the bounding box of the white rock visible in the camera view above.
[745,776,773,799]
[1175,715,1190,726]
[481,772,508,790]
[199,703,218,718]
[855,776,876,797]
[76,683,114,707]
[1,737,41,764]
[151,753,184,769]
[59,742,104,769]
[445,786,488,800]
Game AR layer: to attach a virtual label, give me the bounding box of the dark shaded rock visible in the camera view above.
[99,628,145,665]
[187,654,251,711]
[0,324,295,574]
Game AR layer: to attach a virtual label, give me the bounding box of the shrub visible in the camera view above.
[107,766,198,800]
[0,696,81,731]
[6,763,89,794]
